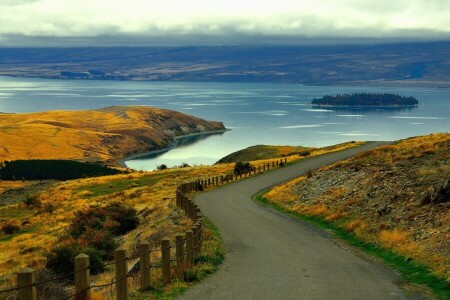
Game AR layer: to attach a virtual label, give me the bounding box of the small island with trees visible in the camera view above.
[311,93,419,106]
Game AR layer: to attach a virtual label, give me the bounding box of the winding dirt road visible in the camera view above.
[179,142,424,300]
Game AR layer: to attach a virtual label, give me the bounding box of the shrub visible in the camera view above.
[178,162,190,168]
[46,239,80,276]
[103,202,139,235]
[299,150,311,156]
[234,161,253,175]
[46,240,105,276]
[78,228,118,260]
[1,221,20,235]
[69,202,139,238]
[24,193,42,208]
[156,164,167,170]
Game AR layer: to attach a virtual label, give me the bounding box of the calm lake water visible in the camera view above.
[1,76,449,170]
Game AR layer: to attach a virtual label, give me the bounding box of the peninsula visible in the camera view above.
[0,106,225,166]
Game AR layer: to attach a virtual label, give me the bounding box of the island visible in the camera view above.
[311,93,419,106]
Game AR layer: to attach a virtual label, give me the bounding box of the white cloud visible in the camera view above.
[0,0,449,44]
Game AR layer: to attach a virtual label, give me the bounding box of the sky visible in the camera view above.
[0,0,449,46]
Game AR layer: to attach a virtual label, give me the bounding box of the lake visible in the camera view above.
[0,76,449,170]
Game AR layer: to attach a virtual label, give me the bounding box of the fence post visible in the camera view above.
[140,241,151,291]
[186,230,194,268]
[189,201,195,221]
[115,248,128,300]
[17,268,37,300]
[192,225,199,255]
[197,219,203,253]
[285,158,287,164]
[74,253,90,300]
[208,178,211,186]
[161,239,171,285]
[182,195,187,213]
[175,235,185,276]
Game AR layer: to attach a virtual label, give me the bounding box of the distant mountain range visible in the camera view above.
[0,41,449,87]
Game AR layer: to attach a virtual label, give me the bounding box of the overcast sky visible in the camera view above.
[0,0,449,46]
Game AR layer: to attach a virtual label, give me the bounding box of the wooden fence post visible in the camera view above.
[161,239,171,285]
[192,225,199,255]
[74,253,90,300]
[140,242,151,290]
[115,248,128,300]
[182,195,188,213]
[191,204,196,222]
[175,235,185,276]
[186,230,194,268]
[17,268,37,300]
[285,158,287,164]
[193,205,198,222]
[197,219,203,253]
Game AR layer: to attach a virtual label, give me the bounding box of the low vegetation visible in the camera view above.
[262,133,450,299]
[0,159,122,180]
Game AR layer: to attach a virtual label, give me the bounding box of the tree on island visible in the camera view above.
[312,93,419,106]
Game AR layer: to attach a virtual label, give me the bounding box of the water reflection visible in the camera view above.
[128,131,226,162]
[311,105,418,115]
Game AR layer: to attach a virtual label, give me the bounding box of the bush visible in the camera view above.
[103,202,139,235]
[156,164,167,170]
[299,150,311,157]
[46,239,80,276]
[1,221,20,235]
[46,240,105,276]
[24,193,42,208]
[78,228,118,260]
[234,161,254,175]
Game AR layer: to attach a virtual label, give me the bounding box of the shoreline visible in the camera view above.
[1,75,448,89]
[119,129,229,168]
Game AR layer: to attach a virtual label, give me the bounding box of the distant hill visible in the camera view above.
[0,41,449,86]
[312,93,419,106]
[0,106,225,165]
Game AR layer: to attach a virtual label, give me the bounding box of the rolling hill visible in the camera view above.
[0,106,225,165]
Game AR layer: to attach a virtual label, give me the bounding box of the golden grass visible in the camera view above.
[0,181,37,194]
[0,138,364,280]
[264,133,450,279]
[0,106,224,165]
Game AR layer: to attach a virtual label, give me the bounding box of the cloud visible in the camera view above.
[0,0,449,45]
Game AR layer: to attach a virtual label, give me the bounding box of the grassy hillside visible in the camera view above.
[263,133,450,287]
[0,140,362,299]
[0,106,225,166]
[217,142,363,163]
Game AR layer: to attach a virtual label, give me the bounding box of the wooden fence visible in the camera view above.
[0,158,287,299]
